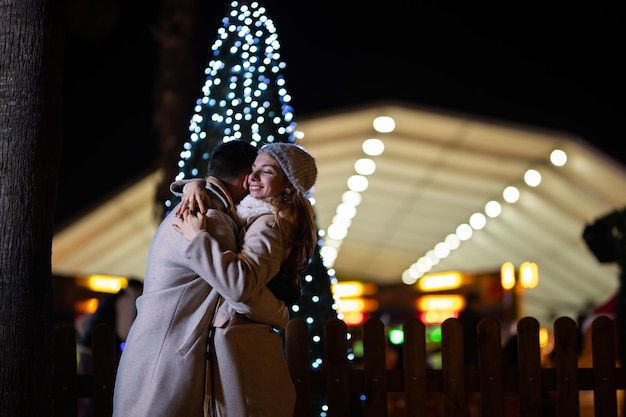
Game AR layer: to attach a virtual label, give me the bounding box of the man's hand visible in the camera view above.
[172,208,206,241]
[175,180,211,216]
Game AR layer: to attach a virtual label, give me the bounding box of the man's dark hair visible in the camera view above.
[206,140,258,180]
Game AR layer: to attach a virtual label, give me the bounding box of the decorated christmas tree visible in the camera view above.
[164,2,338,415]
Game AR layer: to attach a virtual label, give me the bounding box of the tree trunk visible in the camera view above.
[152,0,211,221]
[0,0,63,415]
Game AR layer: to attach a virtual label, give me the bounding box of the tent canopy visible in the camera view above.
[52,101,626,328]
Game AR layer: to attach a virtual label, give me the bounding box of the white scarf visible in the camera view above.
[235,195,274,225]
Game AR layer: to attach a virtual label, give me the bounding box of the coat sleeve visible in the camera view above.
[187,211,289,328]
[169,178,204,197]
[185,212,285,304]
[227,290,289,329]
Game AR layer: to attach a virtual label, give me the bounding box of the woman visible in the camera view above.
[173,142,317,417]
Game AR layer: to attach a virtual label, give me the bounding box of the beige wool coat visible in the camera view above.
[196,194,299,417]
[112,179,289,417]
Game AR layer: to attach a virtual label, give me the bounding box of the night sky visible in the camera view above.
[57,1,625,227]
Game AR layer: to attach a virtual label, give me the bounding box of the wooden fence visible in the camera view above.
[53,315,625,417]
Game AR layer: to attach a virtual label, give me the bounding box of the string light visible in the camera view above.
[402,149,567,285]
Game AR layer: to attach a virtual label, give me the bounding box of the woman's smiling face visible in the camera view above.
[247,152,290,199]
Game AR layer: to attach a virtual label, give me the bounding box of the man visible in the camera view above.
[112,141,291,417]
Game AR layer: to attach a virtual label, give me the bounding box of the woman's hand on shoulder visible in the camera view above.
[175,180,211,216]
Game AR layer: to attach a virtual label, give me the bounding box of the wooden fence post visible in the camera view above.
[478,317,504,417]
[402,318,427,417]
[324,318,350,417]
[52,324,116,417]
[517,317,543,417]
[362,318,387,417]
[591,315,618,416]
[441,317,466,417]
[553,316,580,417]
[91,324,116,417]
[286,318,311,417]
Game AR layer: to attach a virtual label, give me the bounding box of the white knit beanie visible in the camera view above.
[260,143,317,194]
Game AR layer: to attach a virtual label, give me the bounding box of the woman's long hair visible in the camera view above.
[269,191,316,273]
